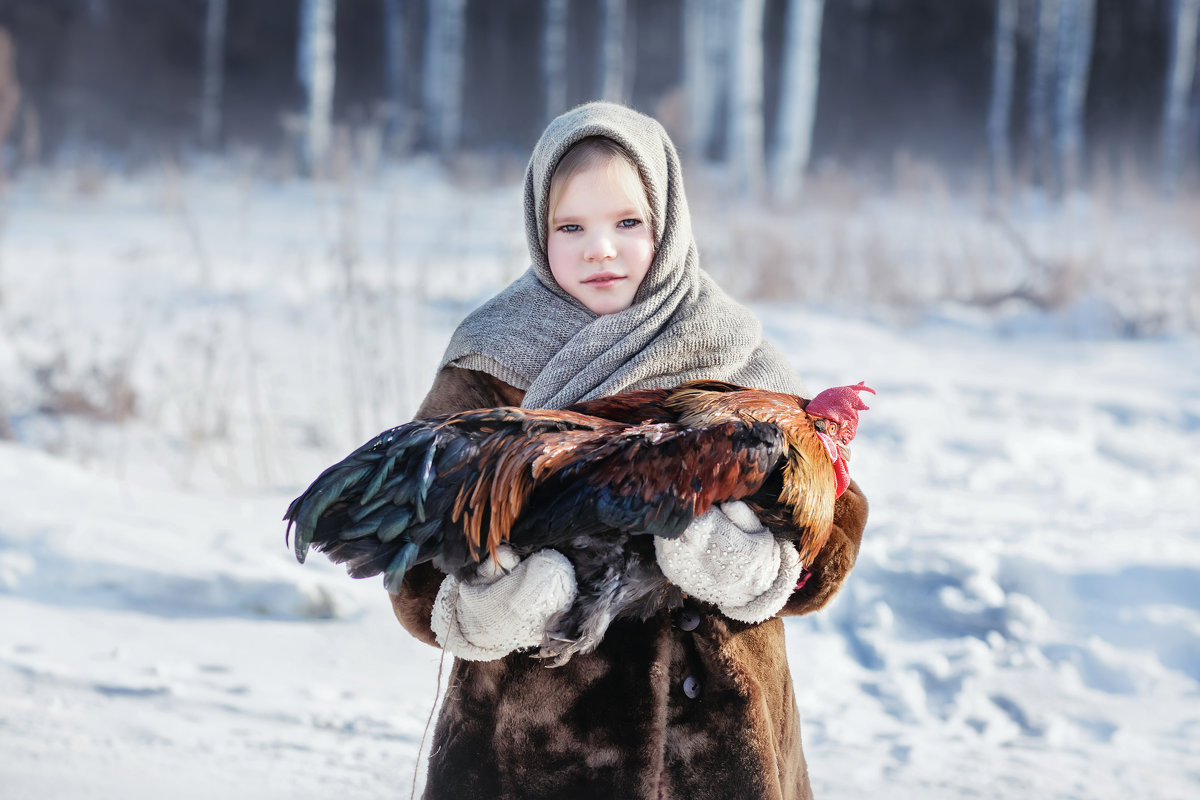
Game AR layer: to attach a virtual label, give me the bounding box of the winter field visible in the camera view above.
[0,160,1198,799]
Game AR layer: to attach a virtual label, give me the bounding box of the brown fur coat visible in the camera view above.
[390,366,868,800]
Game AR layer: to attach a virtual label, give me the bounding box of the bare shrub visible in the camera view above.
[445,150,527,189]
[35,357,138,423]
[803,163,868,216]
[891,150,951,202]
[74,157,107,197]
[0,404,13,439]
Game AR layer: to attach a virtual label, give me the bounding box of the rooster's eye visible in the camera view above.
[815,419,838,436]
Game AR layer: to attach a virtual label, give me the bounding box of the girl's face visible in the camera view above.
[546,160,655,316]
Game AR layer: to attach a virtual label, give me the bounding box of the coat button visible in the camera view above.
[676,608,701,632]
[682,676,701,699]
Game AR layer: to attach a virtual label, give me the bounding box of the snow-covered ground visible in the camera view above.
[1,162,1198,799]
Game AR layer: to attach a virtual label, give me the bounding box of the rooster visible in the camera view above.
[286,380,872,664]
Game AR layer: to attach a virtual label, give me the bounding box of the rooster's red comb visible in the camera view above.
[805,382,875,441]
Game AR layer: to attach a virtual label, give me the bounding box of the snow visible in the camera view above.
[1,162,1198,799]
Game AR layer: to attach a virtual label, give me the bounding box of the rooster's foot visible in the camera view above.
[532,634,596,668]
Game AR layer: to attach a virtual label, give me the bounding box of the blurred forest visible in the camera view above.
[0,0,1197,197]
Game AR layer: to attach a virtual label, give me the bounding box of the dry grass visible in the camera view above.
[689,155,1200,335]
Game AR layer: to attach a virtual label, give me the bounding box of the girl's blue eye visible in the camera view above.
[617,219,642,229]
[558,224,582,233]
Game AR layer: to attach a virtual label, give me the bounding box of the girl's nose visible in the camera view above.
[584,234,616,262]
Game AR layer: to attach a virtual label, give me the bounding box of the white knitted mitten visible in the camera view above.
[430,545,577,661]
[654,500,803,624]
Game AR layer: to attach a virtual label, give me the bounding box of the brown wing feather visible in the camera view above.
[441,408,625,562]
[505,418,786,545]
[437,415,787,563]
[576,419,783,522]
[664,385,841,568]
[564,388,677,424]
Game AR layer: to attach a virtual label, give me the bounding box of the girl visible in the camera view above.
[390,102,868,800]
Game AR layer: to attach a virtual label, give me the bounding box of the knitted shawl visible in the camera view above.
[439,102,805,409]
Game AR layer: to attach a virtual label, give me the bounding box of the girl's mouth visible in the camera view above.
[583,273,624,288]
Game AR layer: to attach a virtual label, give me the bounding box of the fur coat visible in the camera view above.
[389,366,869,800]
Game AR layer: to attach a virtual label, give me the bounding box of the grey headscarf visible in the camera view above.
[439,102,805,409]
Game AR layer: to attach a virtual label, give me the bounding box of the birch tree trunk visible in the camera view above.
[383,0,406,149]
[599,0,627,103]
[1054,0,1096,194]
[684,0,727,161]
[986,0,1018,194]
[297,0,337,174]
[770,0,825,204]
[543,0,569,122]
[1028,0,1060,189]
[728,0,766,199]
[0,27,20,169]
[422,0,467,157]
[1163,0,1200,194]
[199,0,227,150]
